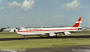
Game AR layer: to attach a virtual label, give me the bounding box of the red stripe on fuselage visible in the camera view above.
[19,28,78,32]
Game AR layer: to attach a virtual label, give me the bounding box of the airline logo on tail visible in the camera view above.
[73,17,82,27]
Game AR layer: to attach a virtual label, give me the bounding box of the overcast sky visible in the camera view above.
[0,0,90,27]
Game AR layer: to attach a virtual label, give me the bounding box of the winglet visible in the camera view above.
[72,17,83,27]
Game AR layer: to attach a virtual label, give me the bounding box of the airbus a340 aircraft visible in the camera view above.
[17,17,82,37]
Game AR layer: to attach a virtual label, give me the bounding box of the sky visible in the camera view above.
[0,0,90,27]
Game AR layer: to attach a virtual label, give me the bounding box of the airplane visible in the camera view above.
[17,17,83,37]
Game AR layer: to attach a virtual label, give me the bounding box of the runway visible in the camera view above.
[0,45,90,52]
[25,45,90,52]
[0,35,90,41]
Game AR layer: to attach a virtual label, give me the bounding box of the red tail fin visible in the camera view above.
[72,17,82,27]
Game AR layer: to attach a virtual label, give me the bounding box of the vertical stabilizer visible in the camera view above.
[72,17,82,27]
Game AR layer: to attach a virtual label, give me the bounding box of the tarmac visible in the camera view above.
[0,45,90,52]
[0,35,90,41]
[26,45,90,52]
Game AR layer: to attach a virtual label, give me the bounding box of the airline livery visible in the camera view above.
[17,17,83,37]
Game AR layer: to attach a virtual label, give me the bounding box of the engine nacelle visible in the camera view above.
[64,32,71,35]
[49,33,56,36]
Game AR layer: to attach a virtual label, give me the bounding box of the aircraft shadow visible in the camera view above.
[0,35,90,41]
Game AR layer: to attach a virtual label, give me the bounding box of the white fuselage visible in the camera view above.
[17,27,78,36]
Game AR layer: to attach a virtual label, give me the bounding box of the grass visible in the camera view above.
[0,32,20,38]
[0,31,90,50]
[0,38,90,50]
